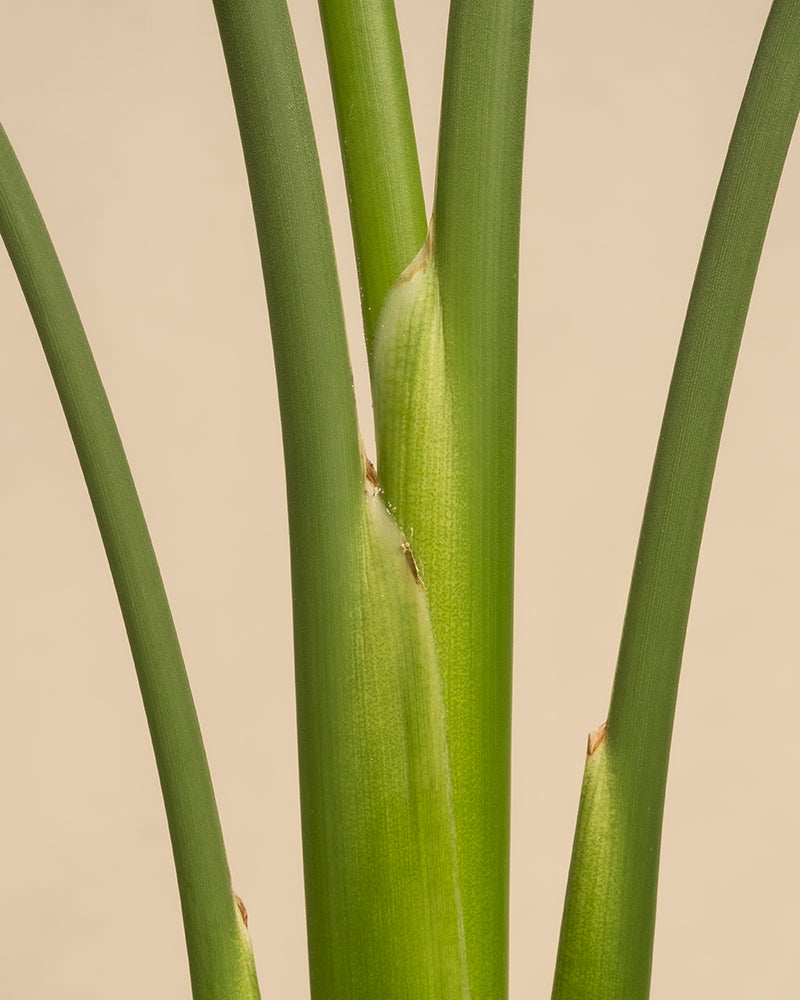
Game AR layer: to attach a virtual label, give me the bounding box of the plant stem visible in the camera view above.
[398,1,534,995]
[0,121,259,1000]
[317,0,427,346]
[211,0,363,502]
[212,2,469,996]
[552,3,800,996]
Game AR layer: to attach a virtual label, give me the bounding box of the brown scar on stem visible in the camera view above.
[587,720,608,756]
[398,215,434,284]
[234,893,248,928]
[402,540,424,589]
[359,435,379,492]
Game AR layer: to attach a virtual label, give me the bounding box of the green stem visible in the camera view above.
[317,0,427,346]
[211,0,363,516]
[0,122,259,1000]
[212,3,469,997]
[552,3,800,997]
[389,1,534,996]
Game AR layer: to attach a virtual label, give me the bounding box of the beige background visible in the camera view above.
[1,0,798,996]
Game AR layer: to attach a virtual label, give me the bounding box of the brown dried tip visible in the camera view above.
[587,721,608,756]
[400,218,434,283]
[402,541,424,588]
[234,893,249,928]
[360,435,379,493]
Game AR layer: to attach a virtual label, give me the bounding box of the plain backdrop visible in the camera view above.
[1,1,798,996]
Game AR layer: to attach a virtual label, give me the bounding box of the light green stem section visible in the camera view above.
[380,1,532,996]
[372,232,460,566]
[212,1,468,995]
[553,3,800,997]
[299,483,470,1000]
[317,0,427,344]
[0,123,259,1000]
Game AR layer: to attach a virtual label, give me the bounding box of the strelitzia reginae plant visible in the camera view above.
[1,0,799,997]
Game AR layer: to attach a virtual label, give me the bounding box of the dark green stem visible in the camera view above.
[0,122,259,1000]
[553,3,800,996]
[211,0,363,514]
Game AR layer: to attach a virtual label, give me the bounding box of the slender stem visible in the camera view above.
[552,3,800,996]
[317,0,427,346]
[0,122,259,1000]
[211,0,363,510]
[425,1,534,996]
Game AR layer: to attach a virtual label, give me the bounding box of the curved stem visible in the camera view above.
[0,121,259,1000]
[553,3,800,996]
